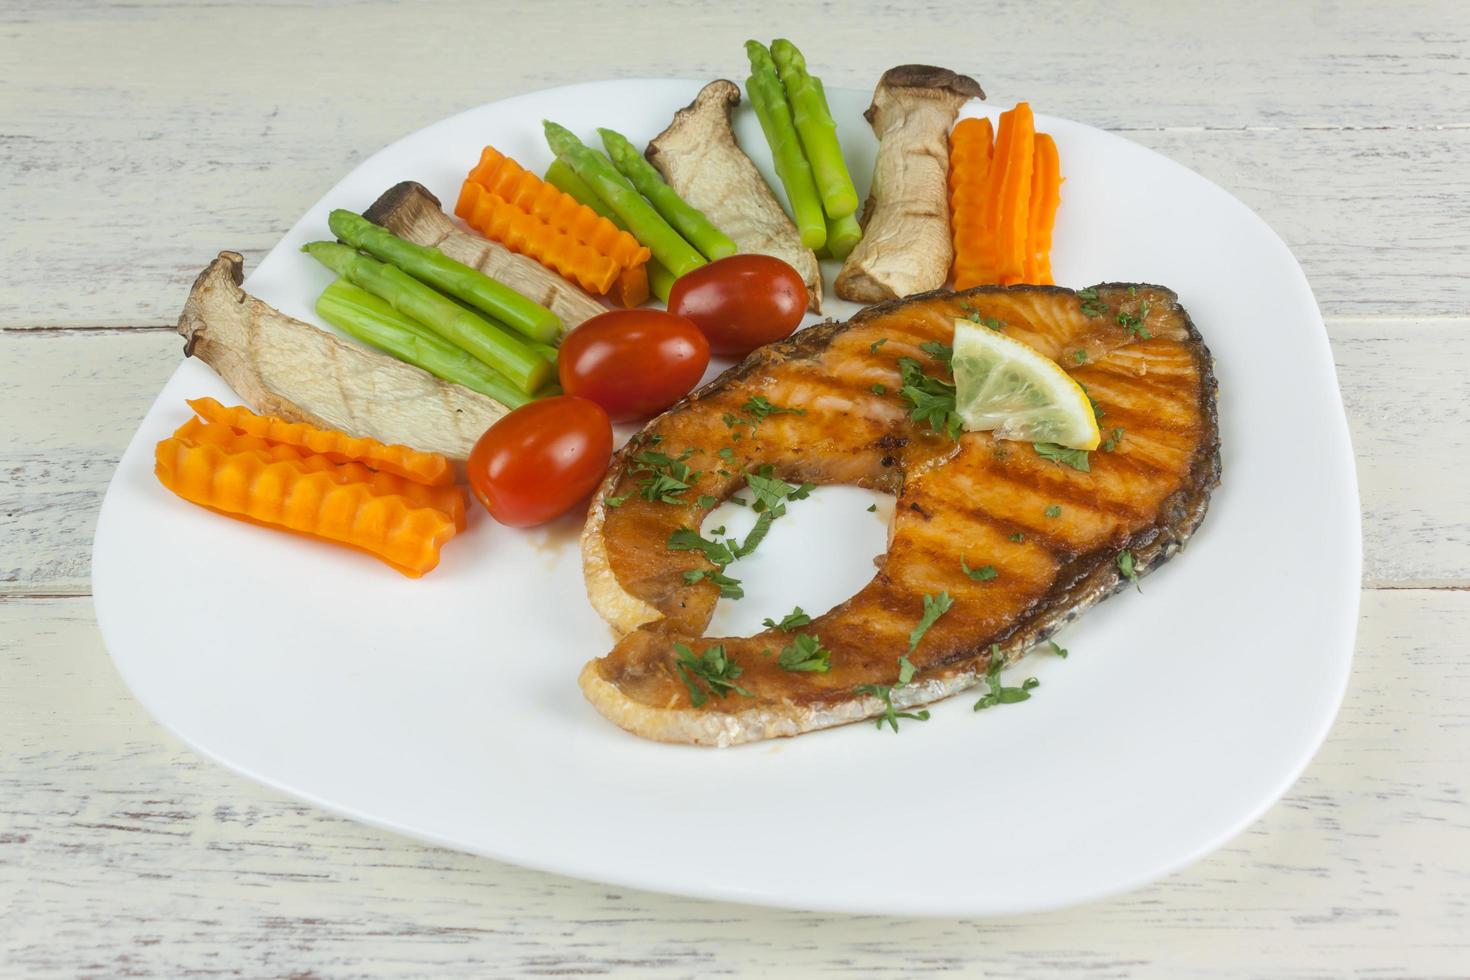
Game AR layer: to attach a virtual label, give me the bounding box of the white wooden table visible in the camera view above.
[4,1,1468,975]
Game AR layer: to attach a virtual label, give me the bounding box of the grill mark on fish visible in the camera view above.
[579,283,1220,745]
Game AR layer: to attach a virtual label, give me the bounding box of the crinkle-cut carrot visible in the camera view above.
[1024,132,1062,286]
[608,263,649,308]
[186,397,452,487]
[455,181,621,294]
[948,116,995,290]
[172,418,466,530]
[155,436,456,577]
[468,147,650,269]
[990,103,1036,286]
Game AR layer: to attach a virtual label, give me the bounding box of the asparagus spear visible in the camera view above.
[327,209,561,344]
[316,279,534,408]
[770,39,860,221]
[744,40,826,250]
[824,210,863,261]
[302,242,551,394]
[545,159,677,302]
[598,128,738,262]
[543,121,706,279]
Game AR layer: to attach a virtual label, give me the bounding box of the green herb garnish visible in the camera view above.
[742,395,806,425]
[855,683,931,733]
[1077,287,1108,318]
[1101,427,1125,452]
[1045,504,1063,518]
[1047,639,1068,659]
[867,503,878,513]
[899,591,954,683]
[763,606,812,631]
[1117,300,1152,340]
[629,448,700,504]
[667,526,736,567]
[973,646,1039,710]
[871,383,887,395]
[869,338,888,354]
[919,340,954,365]
[1117,549,1141,592]
[1034,442,1091,472]
[1008,532,1026,543]
[682,568,744,599]
[961,559,998,581]
[1073,349,1087,364]
[674,642,752,707]
[605,495,627,508]
[898,357,962,439]
[776,633,831,672]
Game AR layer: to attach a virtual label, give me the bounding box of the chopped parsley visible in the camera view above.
[855,683,930,733]
[1077,287,1108,318]
[629,448,700,504]
[673,642,752,707]
[1101,427,1126,452]
[775,633,831,672]
[1045,504,1063,518]
[741,395,805,426]
[961,559,998,581]
[959,303,1003,330]
[919,340,954,365]
[869,338,888,354]
[1117,300,1152,340]
[717,447,735,463]
[973,646,1039,710]
[1034,442,1091,472]
[1008,532,1026,543]
[867,503,878,513]
[729,507,779,559]
[762,606,811,631]
[871,383,887,395]
[1117,549,1141,592]
[899,591,954,684]
[697,494,718,509]
[667,526,737,567]
[745,466,814,513]
[897,357,962,439]
[605,495,627,508]
[1047,639,1068,659]
[1073,349,1087,364]
[681,568,744,599]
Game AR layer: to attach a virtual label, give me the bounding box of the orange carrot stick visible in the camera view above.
[172,418,466,530]
[185,397,453,487]
[1024,132,1062,285]
[948,117,995,289]
[155,437,457,577]
[607,263,650,309]
[990,103,1036,286]
[468,148,650,269]
[455,182,622,295]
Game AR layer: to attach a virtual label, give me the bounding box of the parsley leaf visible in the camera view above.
[920,340,954,365]
[629,449,700,504]
[667,527,736,567]
[1045,504,1063,518]
[1034,442,1091,472]
[1117,549,1141,592]
[605,495,627,508]
[1008,532,1026,543]
[717,447,735,462]
[742,395,805,425]
[973,646,1040,710]
[900,592,954,682]
[961,559,998,581]
[1073,349,1087,364]
[1077,287,1108,318]
[763,606,812,631]
[730,506,782,559]
[745,467,814,514]
[867,503,878,513]
[871,383,887,395]
[1101,427,1125,452]
[674,642,752,707]
[869,338,888,354]
[682,568,744,599]
[897,357,962,439]
[1117,300,1152,340]
[855,683,931,733]
[1047,639,1068,659]
[776,633,831,672]
[697,494,718,509]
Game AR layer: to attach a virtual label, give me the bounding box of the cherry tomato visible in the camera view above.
[467,396,612,528]
[668,254,808,357]
[557,309,710,422]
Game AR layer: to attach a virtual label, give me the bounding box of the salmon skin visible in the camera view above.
[579,284,1220,746]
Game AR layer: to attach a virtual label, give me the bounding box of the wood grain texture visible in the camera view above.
[2,592,1466,978]
[3,1,1468,327]
[5,0,1469,972]
[6,320,1465,595]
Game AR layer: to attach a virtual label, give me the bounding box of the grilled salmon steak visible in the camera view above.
[579,284,1220,745]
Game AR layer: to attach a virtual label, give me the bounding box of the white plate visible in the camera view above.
[93,79,1360,917]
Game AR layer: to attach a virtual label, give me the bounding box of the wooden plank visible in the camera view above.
[2,320,1464,596]
[3,1,1467,328]
[2,590,1465,976]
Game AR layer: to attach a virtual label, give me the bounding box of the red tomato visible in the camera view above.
[668,254,808,357]
[467,396,612,528]
[557,309,710,422]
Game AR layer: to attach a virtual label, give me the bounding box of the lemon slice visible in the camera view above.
[951,319,1101,450]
